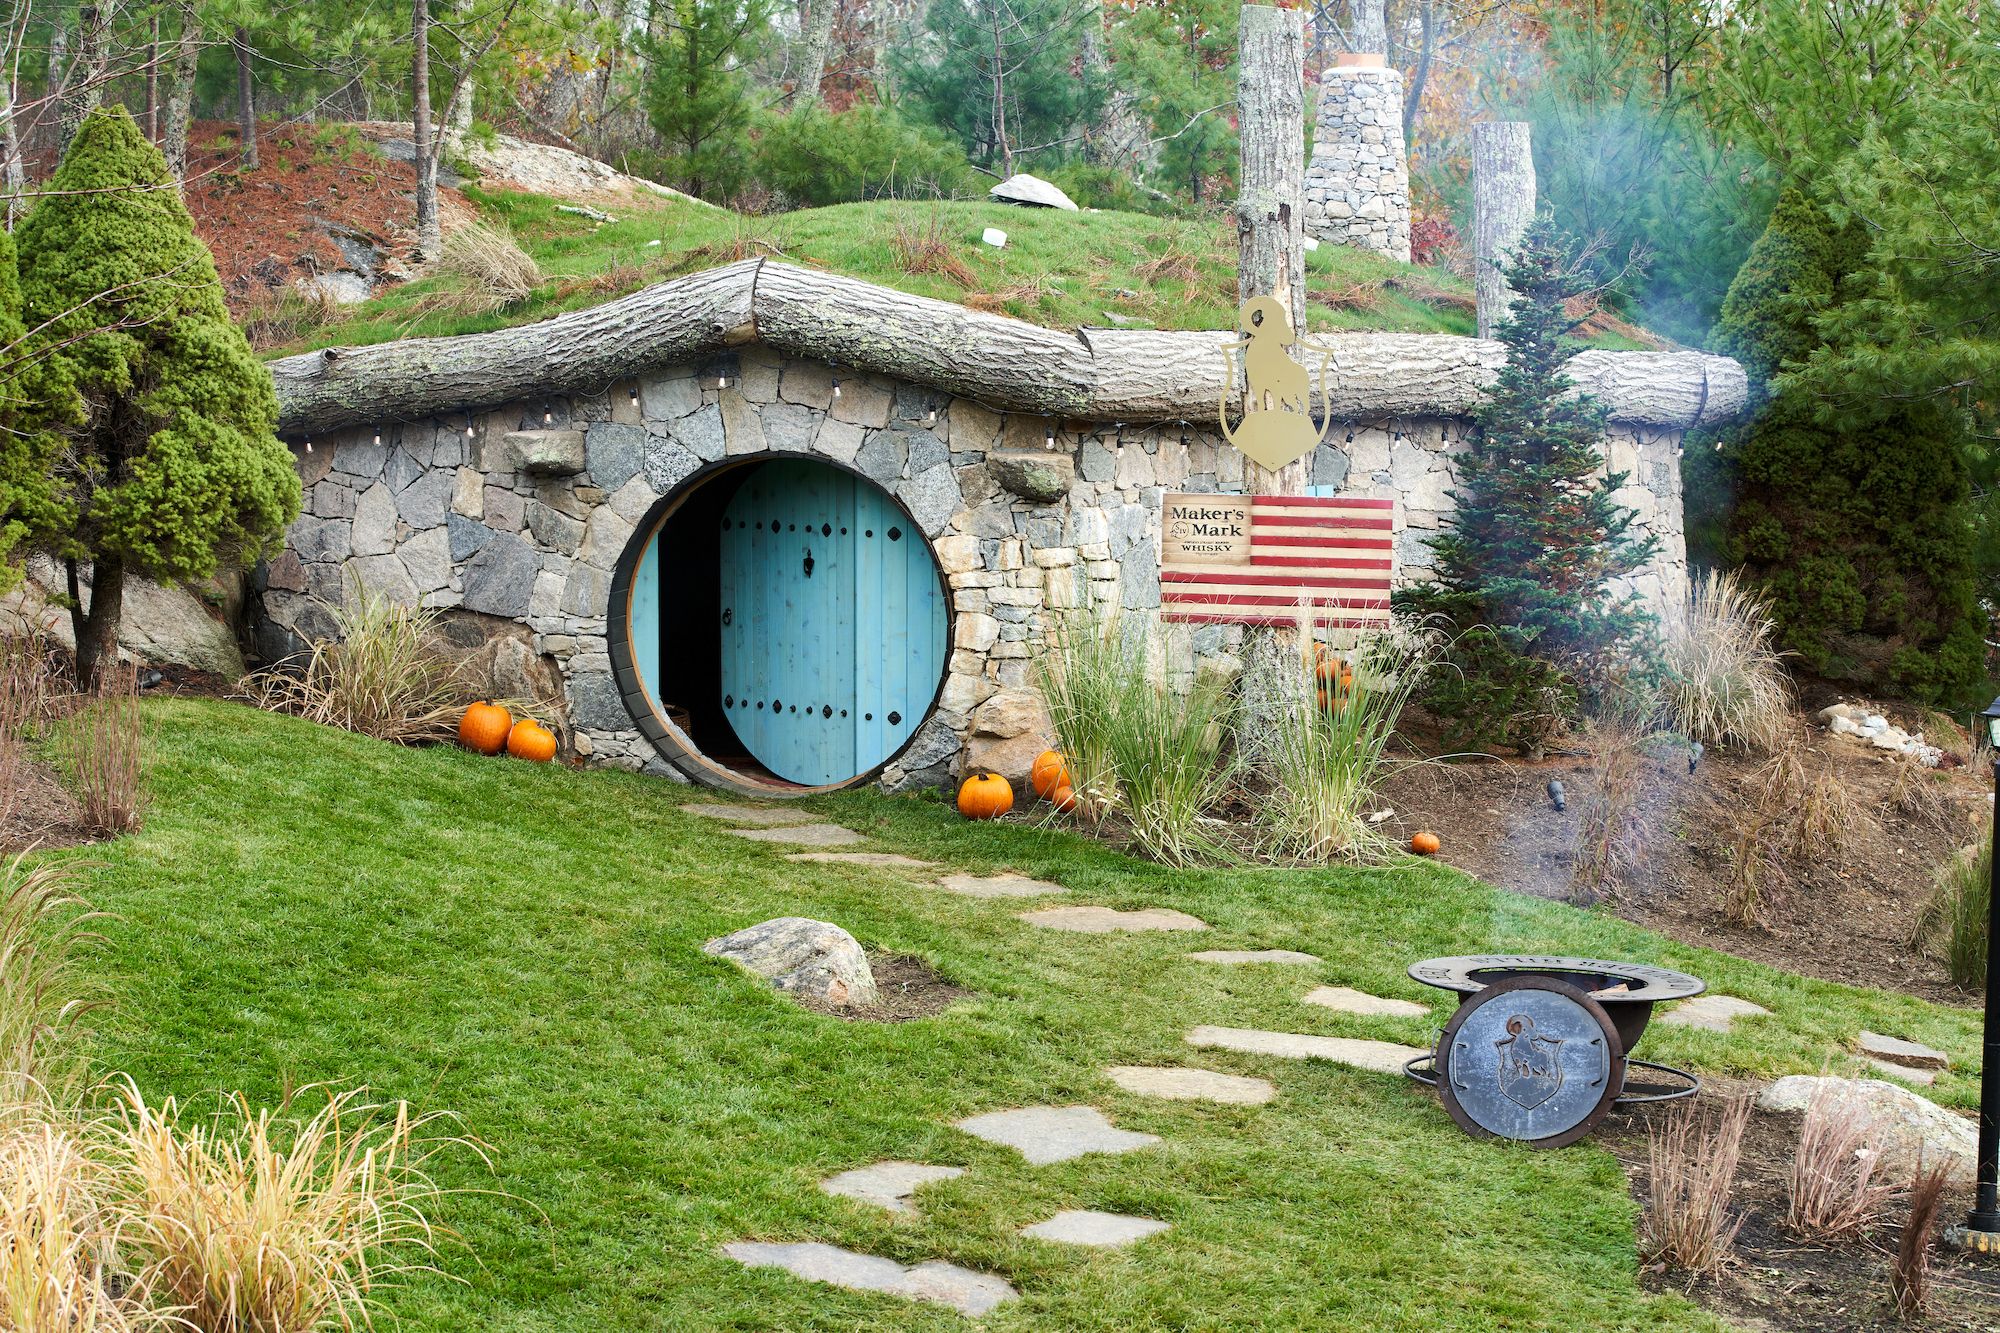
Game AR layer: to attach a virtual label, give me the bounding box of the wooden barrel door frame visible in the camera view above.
[607,455,954,794]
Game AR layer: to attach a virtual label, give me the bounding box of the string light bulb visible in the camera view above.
[718,372,729,389]
[543,399,554,425]
[465,416,475,439]
[372,425,382,446]
[831,377,842,401]
[629,383,640,408]
[1045,418,1055,449]
[1179,422,1189,453]
[927,405,937,425]
[303,434,312,454]
[1115,423,1126,457]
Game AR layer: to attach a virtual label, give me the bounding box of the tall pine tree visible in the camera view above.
[1686,188,1984,702]
[16,105,299,682]
[1395,219,1657,757]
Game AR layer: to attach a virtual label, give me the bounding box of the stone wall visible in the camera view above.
[1304,65,1412,264]
[253,347,1688,791]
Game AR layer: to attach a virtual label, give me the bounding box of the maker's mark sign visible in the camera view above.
[1163,496,1251,566]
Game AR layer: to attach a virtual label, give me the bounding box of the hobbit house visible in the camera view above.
[262,258,1748,795]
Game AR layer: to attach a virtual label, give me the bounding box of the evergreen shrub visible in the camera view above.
[754,104,974,207]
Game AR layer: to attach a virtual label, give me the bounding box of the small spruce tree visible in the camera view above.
[0,226,54,597]
[16,104,299,682]
[1395,219,1658,757]
[1686,188,1984,703]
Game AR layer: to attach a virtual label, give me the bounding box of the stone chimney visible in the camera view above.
[1302,54,1411,264]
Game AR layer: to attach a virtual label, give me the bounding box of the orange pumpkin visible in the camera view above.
[958,772,1014,820]
[1031,749,1072,799]
[1050,784,1078,813]
[507,718,558,763]
[1410,831,1441,856]
[1315,659,1343,686]
[459,700,513,755]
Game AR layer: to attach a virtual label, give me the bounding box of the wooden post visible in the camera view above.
[1351,0,1387,58]
[1474,121,1534,340]
[1235,4,1310,762]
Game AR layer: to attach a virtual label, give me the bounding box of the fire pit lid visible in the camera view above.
[1408,954,1706,1003]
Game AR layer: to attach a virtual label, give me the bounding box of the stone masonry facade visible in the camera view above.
[1305,65,1413,264]
[255,348,1688,792]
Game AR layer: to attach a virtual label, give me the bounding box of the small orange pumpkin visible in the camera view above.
[1410,831,1441,856]
[507,717,558,762]
[459,700,513,755]
[958,771,1014,820]
[1050,783,1078,813]
[1030,749,1072,799]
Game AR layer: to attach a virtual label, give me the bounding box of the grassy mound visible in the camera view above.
[61,698,1974,1329]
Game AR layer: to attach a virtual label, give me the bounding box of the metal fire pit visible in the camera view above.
[1402,954,1704,1149]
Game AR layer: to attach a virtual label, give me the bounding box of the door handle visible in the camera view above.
[721,607,732,626]
[803,548,814,578]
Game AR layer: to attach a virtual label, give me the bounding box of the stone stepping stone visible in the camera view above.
[1863,1059,1938,1087]
[1186,949,1321,965]
[729,825,863,846]
[1019,906,1207,933]
[939,873,1068,898]
[1186,1025,1426,1075]
[819,1161,965,1214]
[681,804,822,825]
[1657,995,1771,1033]
[1105,1065,1276,1105]
[1021,1210,1171,1248]
[1302,986,1429,1018]
[953,1105,1160,1165]
[1858,1030,1949,1070]
[722,1241,1016,1316]
[785,852,938,867]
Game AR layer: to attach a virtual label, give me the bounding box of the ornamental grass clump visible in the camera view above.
[1638,1096,1750,1273]
[112,1081,466,1333]
[1784,1081,1896,1239]
[1911,828,1989,988]
[67,664,149,839]
[1656,569,1790,752]
[1259,612,1422,863]
[0,853,104,1111]
[1036,608,1128,826]
[242,573,467,745]
[0,1116,167,1333]
[1891,1158,1950,1317]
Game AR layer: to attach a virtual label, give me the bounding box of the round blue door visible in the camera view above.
[714,458,948,786]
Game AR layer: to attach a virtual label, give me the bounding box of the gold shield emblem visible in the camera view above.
[1218,296,1336,472]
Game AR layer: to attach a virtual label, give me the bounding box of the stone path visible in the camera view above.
[1302,986,1429,1018]
[1020,906,1208,933]
[819,1161,965,1214]
[1657,995,1770,1033]
[722,1242,1017,1316]
[1858,1030,1949,1070]
[729,825,864,846]
[953,1105,1160,1165]
[1186,949,1321,965]
[1186,1025,1426,1075]
[939,873,1069,898]
[785,852,937,867]
[1021,1210,1171,1248]
[1105,1065,1276,1105]
[681,804,821,825]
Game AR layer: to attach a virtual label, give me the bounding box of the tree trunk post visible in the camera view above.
[1350,0,1386,59]
[1474,120,1535,340]
[144,15,158,140]
[162,4,199,186]
[70,556,124,688]
[1235,5,1305,334]
[57,3,111,160]
[1234,3,1311,765]
[413,0,441,261]
[233,26,258,170]
[793,0,836,109]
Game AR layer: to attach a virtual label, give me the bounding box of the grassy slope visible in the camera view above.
[270,190,1486,358]
[69,699,1981,1330]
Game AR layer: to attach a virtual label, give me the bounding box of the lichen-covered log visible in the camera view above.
[270,258,1749,434]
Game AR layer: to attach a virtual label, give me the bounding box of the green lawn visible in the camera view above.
[269,191,1485,358]
[59,697,1982,1330]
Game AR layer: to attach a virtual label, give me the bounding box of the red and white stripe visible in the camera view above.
[1163,495,1395,628]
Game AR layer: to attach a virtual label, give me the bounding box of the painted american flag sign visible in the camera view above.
[1159,493,1395,629]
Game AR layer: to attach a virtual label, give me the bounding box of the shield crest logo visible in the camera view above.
[1494,1013,1565,1110]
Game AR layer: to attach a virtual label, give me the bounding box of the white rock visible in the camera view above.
[989,173,1079,211]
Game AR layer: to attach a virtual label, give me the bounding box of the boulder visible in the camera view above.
[702,917,879,1007]
[989,173,1080,211]
[0,556,244,678]
[987,451,1075,503]
[1757,1075,1977,1183]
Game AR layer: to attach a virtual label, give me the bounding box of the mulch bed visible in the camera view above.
[1590,1086,2000,1331]
[794,951,977,1023]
